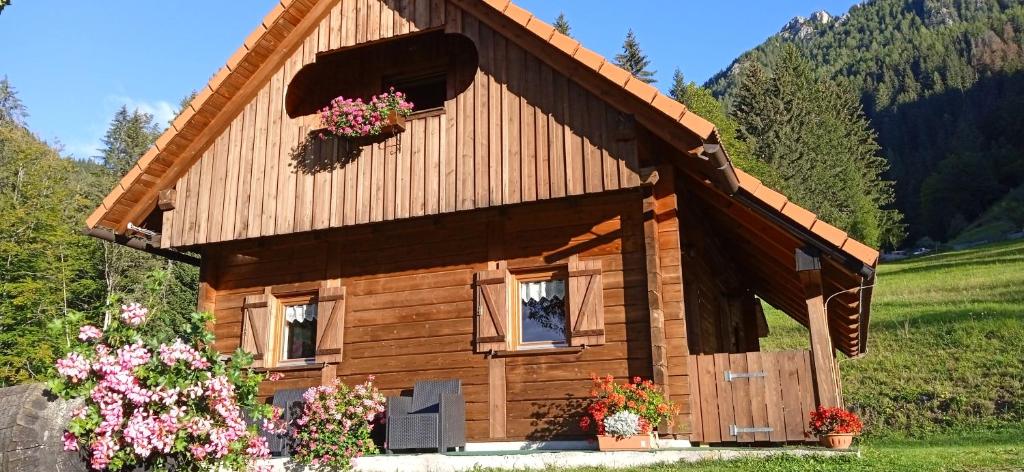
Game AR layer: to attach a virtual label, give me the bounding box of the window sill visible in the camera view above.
[254,362,325,373]
[488,346,585,358]
[407,107,445,119]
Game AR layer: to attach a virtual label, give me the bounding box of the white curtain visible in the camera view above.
[285,303,317,323]
[520,280,565,302]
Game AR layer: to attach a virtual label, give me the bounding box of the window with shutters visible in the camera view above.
[474,261,606,354]
[511,270,569,350]
[241,283,347,369]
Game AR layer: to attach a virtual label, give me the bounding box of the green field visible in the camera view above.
[553,240,1024,470]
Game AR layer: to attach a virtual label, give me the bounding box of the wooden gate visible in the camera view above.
[688,350,819,444]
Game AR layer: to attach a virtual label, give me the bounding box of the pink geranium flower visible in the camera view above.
[78,325,102,341]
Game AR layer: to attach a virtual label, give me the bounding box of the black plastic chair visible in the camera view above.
[386,379,466,453]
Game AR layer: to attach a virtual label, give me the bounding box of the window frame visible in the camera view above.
[271,293,319,368]
[509,267,571,352]
[382,68,448,117]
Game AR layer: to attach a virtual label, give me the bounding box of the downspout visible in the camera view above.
[84,227,200,267]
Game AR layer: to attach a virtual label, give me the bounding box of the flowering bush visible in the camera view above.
[49,304,278,471]
[602,410,642,439]
[290,378,386,471]
[319,88,414,138]
[579,375,678,437]
[809,406,864,436]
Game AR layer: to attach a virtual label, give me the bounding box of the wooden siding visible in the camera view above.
[688,351,818,444]
[204,191,666,441]
[162,1,640,249]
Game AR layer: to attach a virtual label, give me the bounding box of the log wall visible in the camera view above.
[203,190,692,441]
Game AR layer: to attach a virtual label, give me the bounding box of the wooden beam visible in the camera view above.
[488,357,507,439]
[642,185,670,431]
[795,247,841,408]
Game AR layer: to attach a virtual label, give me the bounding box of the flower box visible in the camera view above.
[819,432,856,449]
[597,433,654,451]
[347,110,406,147]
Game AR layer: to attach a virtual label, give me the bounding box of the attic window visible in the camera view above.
[385,71,446,113]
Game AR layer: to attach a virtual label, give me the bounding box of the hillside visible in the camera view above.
[706,0,1024,244]
[762,240,1024,435]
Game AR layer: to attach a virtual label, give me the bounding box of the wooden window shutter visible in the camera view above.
[568,259,606,346]
[316,284,347,364]
[474,269,511,353]
[241,294,273,368]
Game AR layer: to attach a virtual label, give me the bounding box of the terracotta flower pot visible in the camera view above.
[597,433,654,451]
[819,433,856,449]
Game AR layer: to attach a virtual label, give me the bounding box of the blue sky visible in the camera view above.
[0,1,858,161]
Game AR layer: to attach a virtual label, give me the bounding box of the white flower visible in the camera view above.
[603,410,641,438]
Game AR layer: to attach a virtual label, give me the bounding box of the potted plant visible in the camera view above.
[318,88,414,146]
[290,378,385,471]
[579,375,678,451]
[809,406,863,449]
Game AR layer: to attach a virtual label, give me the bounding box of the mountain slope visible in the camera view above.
[707,0,1024,243]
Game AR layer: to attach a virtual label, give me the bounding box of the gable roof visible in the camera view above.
[86,0,879,355]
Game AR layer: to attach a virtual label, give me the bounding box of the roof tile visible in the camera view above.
[244,24,270,51]
[482,0,511,11]
[598,62,631,87]
[734,168,762,194]
[207,66,231,94]
[842,238,880,266]
[548,32,580,56]
[226,46,249,72]
[572,46,605,72]
[503,3,532,26]
[651,93,687,121]
[780,202,817,229]
[678,110,716,140]
[752,185,788,211]
[262,2,287,29]
[170,105,196,133]
[624,78,659,103]
[154,130,176,152]
[810,220,849,247]
[525,17,555,41]
[85,205,107,229]
[136,148,161,169]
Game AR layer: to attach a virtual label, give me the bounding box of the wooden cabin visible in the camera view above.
[86,0,878,446]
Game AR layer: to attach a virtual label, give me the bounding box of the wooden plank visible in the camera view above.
[220,113,243,242]
[329,2,342,50]
[170,172,188,248]
[396,117,411,219]
[583,93,603,194]
[696,354,720,443]
[409,118,425,217]
[489,357,507,439]
[746,352,770,442]
[356,139,372,224]
[442,53,457,213]
[603,104,621,191]
[520,52,538,203]
[425,115,441,215]
[371,133,386,222]
[780,350,805,441]
[274,49,301,235]
[183,155,204,246]
[504,42,522,205]
[246,84,270,239]
[233,100,257,239]
[548,67,567,199]
[261,69,284,236]
[488,31,505,207]
[713,353,734,442]
[534,60,550,201]
[330,138,347,227]
[413,0,429,31]
[729,353,754,442]
[343,0,357,48]
[366,0,380,42]
[566,81,585,196]
[384,133,397,221]
[206,130,230,243]
[762,351,786,443]
[798,350,816,440]
[313,139,333,230]
[688,356,703,443]
[475,23,492,208]
[355,0,367,44]
[456,12,475,212]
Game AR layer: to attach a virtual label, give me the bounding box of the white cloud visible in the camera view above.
[108,95,178,127]
[61,95,178,161]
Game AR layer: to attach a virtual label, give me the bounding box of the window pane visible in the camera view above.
[520,279,567,344]
[284,303,317,360]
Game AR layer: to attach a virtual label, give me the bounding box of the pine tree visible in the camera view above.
[100,106,161,177]
[0,77,27,126]
[553,12,571,37]
[732,45,904,247]
[614,29,656,84]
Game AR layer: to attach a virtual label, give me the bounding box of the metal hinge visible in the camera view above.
[724,370,766,382]
[730,425,774,436]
